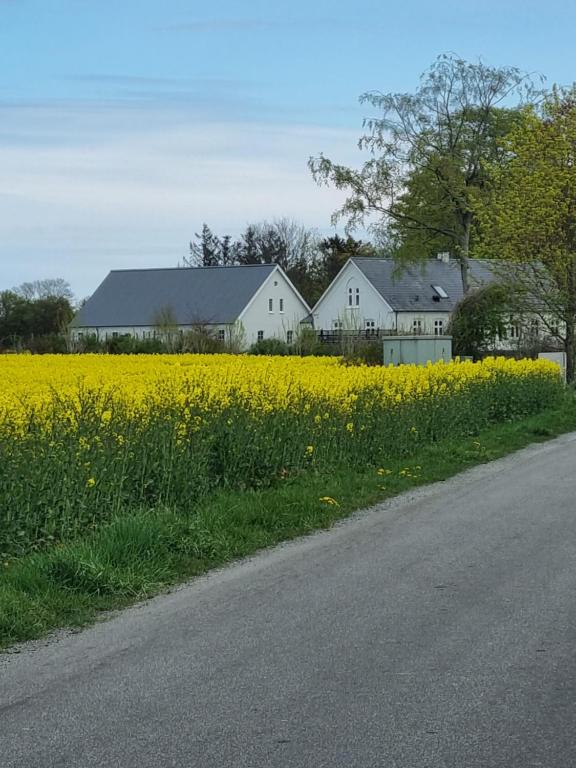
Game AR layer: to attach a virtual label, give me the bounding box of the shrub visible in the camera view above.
[449,284,510,360]
[341,339,383,366]
[248,338,290,356]
[26,334,69,354]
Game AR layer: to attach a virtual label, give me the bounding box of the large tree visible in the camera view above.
[309,54,538,293]
[476,87,576,382]
[13,278,74,301]
[0,290,74,349]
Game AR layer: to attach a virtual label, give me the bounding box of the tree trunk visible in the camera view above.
[565,319,575,384]
[565,257,576,384]
[458,213,472,295]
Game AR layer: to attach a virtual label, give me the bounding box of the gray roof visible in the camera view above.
[350,257,497,312]
[70,264,277,328]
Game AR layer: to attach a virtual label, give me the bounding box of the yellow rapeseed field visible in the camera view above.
[0,353,562,556]
[0,353,561,424]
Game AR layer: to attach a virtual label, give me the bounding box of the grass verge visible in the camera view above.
[2,391,576,652]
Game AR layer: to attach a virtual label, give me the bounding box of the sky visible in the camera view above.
[2,0,576,299]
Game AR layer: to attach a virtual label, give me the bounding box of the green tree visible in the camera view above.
[0,289,74,350]
[311,235,378,303]
[448,284,510,359]
[476,87,576,382]
[0,291,30,347]
[309,54,537,293]
[188,224,227,267]
[31,297,74,336]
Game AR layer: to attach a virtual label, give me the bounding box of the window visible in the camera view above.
[257,330,264,342]
[268,298,273,313]
[432,285,449,299]
[218,329,225,342]
[77,332,84,339]
[112,332,119,339]
[550,321,560,338]
[279,298,284,313]
[348,288,353,307]
[355,288,360,306]
[434,319,444,336]
[286,330,293,344]
[508,317,520,339]
[365,320,376,337]
[333,320,343,330]
[412,319,423,334]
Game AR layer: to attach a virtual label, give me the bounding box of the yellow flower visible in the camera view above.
[86,477,96,488]
[319,496,339,506]
[305,445,314,455]
[346,422,354,432]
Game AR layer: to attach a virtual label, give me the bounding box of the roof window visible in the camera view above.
[432,285,449,299]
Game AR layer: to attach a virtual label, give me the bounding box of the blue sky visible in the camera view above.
[2,0,576,298]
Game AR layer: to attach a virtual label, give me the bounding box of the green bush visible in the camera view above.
[341,340,383,366]
[248,338,290,356]
[26,334,69,354]
[449,284,510,360]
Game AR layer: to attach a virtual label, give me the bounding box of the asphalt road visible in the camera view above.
[2,434,576,768]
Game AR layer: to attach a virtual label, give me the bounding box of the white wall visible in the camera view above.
[70,326,155,340]
[238,267,310,346]
[396,312,451,336]
[312,261,396,332]
[69,324,230,342]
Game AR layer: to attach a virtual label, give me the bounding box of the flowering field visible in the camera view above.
[0,354,562,558]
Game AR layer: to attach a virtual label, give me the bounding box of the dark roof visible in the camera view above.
[70,264,277,328]
[350,257,497,312]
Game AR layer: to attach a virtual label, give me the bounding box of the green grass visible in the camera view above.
[2,391,576,652]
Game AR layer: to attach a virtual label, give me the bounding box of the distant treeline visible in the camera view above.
[0,279,75,353]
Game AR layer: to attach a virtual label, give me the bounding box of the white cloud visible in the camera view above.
[0,104,364,297]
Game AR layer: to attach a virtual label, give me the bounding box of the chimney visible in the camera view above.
[437,252,450,264]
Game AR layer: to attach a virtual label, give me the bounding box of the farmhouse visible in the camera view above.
[69,263,310,348]
[312,255,498,337]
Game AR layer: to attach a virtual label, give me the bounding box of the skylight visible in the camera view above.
[432,285,449,299]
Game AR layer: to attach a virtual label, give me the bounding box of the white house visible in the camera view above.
[312,256,497,337]
[69,263,310,348]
